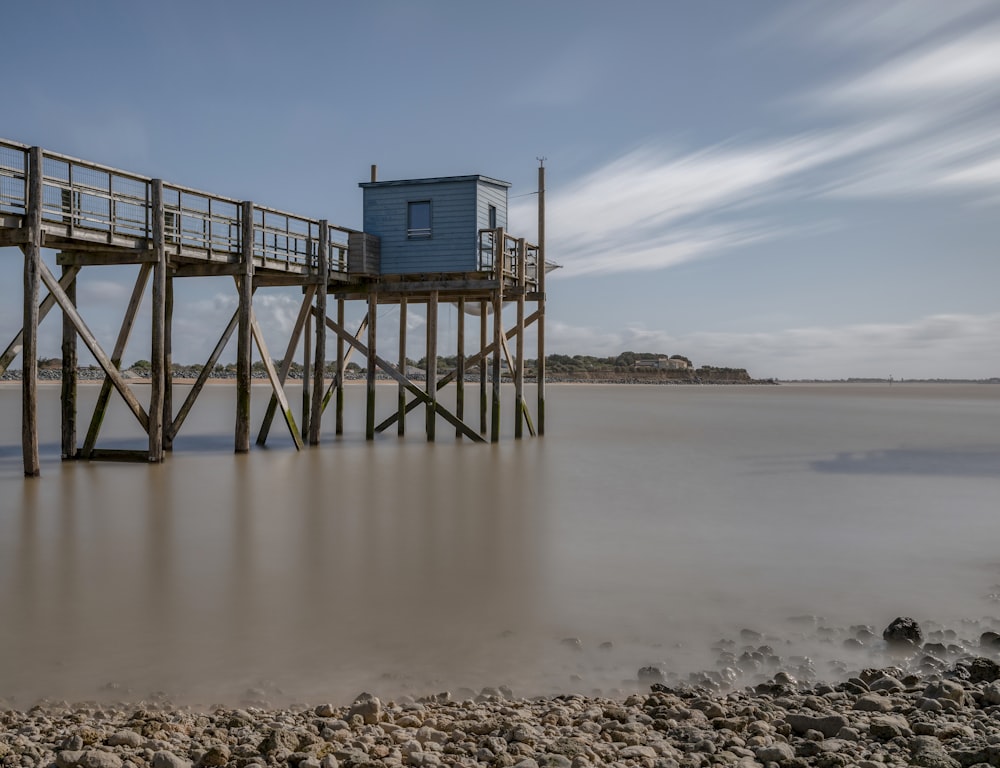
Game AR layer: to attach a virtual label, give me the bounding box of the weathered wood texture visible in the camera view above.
[22,147,43,476]
[235,200,255,453]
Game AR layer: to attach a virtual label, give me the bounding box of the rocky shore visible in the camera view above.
[5,617,1000,768]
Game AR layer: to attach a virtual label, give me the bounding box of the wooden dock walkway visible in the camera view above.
[0,138,546,476]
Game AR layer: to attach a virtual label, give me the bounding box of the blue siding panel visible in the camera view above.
[361,175,509,276]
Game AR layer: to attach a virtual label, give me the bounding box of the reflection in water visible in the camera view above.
[1,383,1000,706]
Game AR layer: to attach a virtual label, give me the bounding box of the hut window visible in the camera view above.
[407,200,431,238]
[488,205,497,229]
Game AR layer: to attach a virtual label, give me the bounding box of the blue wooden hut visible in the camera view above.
[358,175,511,276]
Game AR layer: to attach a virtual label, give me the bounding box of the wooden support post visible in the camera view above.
[335,298,346,435]
[309,221,329,445]
[426,291,438,441]
[456,298,465,438]
[398,297,407,436]
[148,179,166,463]
[82,265,152,458]
[235,200,254,452]
[163,274,174,451]
[365,292,377,440]
[302,308,312,439]
[479,300,488,434]
[537,163,546,436]
[22,146,42,476]
[515,237,526,439]
[60,264,77,460]
[491,228,504,443]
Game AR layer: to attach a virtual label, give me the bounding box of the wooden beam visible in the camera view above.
[515,238,526,439]
[250,309,303,450]
[537,162,546,436]
[302,307,312,440]
[81,264,152,458]
[257,286,315,445]
[148,179,166,462]
[22,147,42,476]
[335,299,346,435]
[0,228,29,247]
[309,221,329,445]
[39,259,150,433]
[0,266,80,376]
[397,297,407,436]
[366,292,377,440]
[426,290,438,441]
[456,298,465,438]
[55,251,158,267]
[235,200,254,452]
[491,228,504,443]
[163,274,174,451]
[60,265,77,459]
[480,300,488,434]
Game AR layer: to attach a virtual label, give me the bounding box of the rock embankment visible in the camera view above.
[4,618,1000,768]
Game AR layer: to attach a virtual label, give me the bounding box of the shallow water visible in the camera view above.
[1,382,999,705]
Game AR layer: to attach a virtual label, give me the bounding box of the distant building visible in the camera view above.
[634,356,690,371]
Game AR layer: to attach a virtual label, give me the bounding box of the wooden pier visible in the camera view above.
[0,138,547,476]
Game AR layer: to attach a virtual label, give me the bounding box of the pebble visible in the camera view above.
[5,616,1000,768]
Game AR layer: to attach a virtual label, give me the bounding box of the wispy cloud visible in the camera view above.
[516,4,1000,278]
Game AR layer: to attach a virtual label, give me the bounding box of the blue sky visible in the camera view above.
[2,0,999,379]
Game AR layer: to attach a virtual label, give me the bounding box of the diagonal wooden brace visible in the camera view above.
[0,265,80,375]
[38,259,149,432]
[320,313,487,443]
[250,308,303,450]
[375,309,540,433]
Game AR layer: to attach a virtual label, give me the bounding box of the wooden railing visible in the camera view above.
[478,228,539,285]
[0,137,352,274]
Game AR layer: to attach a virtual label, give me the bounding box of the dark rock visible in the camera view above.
[784,713,849,738]
[884,617,923,645]
[979,631,1000,649]
[637,666,664,683]
[960,657,1000,683]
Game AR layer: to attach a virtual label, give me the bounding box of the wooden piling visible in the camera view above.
[479,300,487,434]
[426,290,438,441]
[60,265,77,460]
[537,163,546,436]
[148,179,166,463]
[456,298,465,438]
[515,238,526,439]
[302,308,312,439]
[309,221,329,445]
[365,291,377,440]
[22,147,42,476]
[235,200,254,452]
[163,275,174,451]
[335,298,345,435]
[491,229,504,443]
[398,297,407,436]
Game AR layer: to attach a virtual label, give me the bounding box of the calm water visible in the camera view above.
[1,382,999,706]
